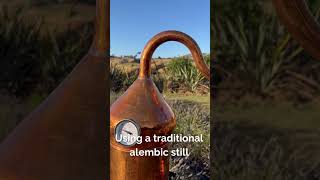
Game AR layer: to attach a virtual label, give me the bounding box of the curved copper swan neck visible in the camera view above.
[272,0,320,60]
[139,31,210,80]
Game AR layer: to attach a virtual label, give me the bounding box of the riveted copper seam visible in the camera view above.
[139,31,210,80]
[272,0,320,60]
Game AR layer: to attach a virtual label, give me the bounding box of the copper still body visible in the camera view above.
[0,0,109,179]
[110,31,210,180]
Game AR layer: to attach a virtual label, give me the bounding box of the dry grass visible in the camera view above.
[0,1,95,32]
[110,57,172,74]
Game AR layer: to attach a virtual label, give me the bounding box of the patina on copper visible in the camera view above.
[272,0,320,60]
[0,0,109,179]
[110,31,210,180]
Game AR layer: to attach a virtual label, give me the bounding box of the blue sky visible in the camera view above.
[110,0,210,58]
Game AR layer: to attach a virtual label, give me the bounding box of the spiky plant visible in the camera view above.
[166,57,208,93]
[0,5,44,97]
[39,23,93,93]
[214,15,303,94]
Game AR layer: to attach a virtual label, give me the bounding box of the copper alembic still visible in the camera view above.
[110,30,210,180]
[0,0,109,179]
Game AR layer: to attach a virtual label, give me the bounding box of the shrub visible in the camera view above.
[110,63,165,93]
[39,24,93,94]
[0,5,94,97]
[213,6,305,95]
[169,101,210,179]
[166,56,209,93]
[0,6,43,97]
[110,64,137,92]
[170,101,210,157]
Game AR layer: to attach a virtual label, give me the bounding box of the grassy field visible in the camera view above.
[164,93,210,107]
[215,102,320,130]
[214,100,320,179]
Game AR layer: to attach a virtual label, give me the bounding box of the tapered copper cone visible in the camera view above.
[0,0,109,179]
[272,0,320,60]
[110,31,210,180]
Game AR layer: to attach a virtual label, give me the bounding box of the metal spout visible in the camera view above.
[0,0,109,179]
